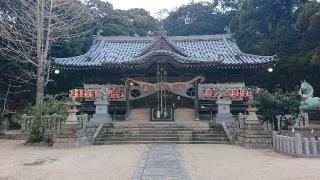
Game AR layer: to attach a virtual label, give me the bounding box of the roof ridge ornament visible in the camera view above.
[94,29,103,43]
[157,26,168,37]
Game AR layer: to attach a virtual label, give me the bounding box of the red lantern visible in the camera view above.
[228,88,233,97]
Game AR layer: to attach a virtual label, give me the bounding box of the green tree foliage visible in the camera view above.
[50,0,158,58]
[24,94,68,116]
[229,0,320,91]
[254,89,300,125]
[294,1,320,65]
[164,1,234,35]
[88,0,157,36]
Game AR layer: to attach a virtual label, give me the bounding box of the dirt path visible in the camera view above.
[0,140,144,180]
[179,144,320,180]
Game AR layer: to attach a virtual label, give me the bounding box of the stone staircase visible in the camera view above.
[94,122,230,144]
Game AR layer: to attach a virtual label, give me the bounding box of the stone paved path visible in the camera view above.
[133,144,191,180]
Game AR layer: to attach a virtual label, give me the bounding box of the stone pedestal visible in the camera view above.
[215,98,235,123]
[91,98,111,124]
[238,100,271,148]
[53,100,80,149]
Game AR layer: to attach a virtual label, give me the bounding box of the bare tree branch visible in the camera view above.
[0,0,93,107]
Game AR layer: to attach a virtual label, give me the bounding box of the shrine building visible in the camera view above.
[53,33,277,122]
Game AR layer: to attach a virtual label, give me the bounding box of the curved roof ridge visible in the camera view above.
[134,36,189,58]
[169,34,233,41]
[95,36,154,42]
[93,33,233,42]
[239,52,277,58]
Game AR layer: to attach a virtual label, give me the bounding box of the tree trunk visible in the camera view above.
[35,0,45,108]
[35,65,45,108]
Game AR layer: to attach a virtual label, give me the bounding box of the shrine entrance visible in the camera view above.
[130,91,195,121]
[126,62,203,122]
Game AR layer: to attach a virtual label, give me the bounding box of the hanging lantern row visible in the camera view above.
[202,87,253,99]
[69,88,126,101]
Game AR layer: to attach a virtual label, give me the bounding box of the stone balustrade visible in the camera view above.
[272,131,320,157]
[21,114,88,134]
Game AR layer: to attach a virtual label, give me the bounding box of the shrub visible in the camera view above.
[0,114,7,135]
[25,93,68,144]
[24,93,69,116]
[254,89,300,128]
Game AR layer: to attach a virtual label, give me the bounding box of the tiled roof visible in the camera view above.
[53,34,277,68]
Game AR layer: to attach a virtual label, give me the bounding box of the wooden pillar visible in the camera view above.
[195,83,200,121]
[125,85,130,121]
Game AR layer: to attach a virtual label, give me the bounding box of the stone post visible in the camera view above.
[279,135,283,152]
[290,137,295,154]
[276,115,281,131]
[294,133,303,156]
[303,138,310,155]
[276,135,281,150]
[285,137,290,154]
[272,131,277,148]
[239,113,245,129]
[310,137,318,155]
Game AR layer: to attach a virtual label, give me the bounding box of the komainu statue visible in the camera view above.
[295,81,320,127]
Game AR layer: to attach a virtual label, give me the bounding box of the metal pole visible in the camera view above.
[195,83,199,121]
[125,83,130,121]
[2,85,11,114]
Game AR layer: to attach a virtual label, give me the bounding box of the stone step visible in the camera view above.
[100,130,225,135]
[112,122,211,125]
[100,130,225,133]
[95,136,229,142]
[109,124,211,128]
[100,127,224,132]
[109,124,212,128]
[94,140,230,145]
[98,132,225,137]
[94,122,230,145]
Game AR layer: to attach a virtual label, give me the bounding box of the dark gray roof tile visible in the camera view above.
[54,34,276,67]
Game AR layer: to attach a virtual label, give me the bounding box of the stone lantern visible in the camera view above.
[91,88,112,124]
[65,100,81,124]
[244,99,259,125]
[53,99,81,149]
[238,97,271,148]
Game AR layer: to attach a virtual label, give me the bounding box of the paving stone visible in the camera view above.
[133,144,191,180]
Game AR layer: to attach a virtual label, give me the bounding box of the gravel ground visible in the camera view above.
[1,140,320,180]
[179,144,320,180]
[0,140,144,180]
